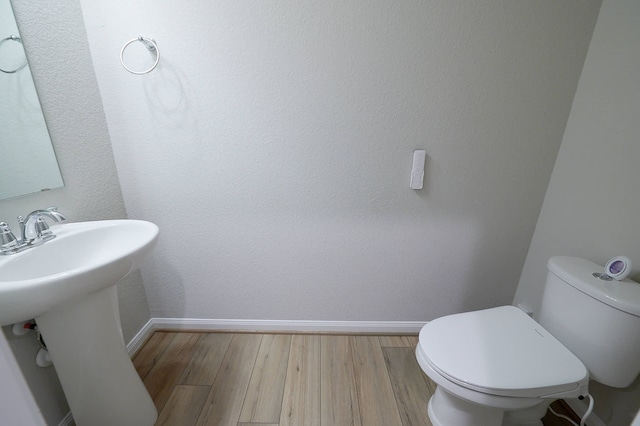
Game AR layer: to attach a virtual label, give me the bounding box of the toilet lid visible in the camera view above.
[418,306,589,398]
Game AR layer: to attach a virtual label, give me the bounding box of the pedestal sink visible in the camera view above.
[0,220,159,426]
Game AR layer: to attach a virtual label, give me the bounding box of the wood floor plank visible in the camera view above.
[383,347,433,426]
[320,335,362,426]
[422,373,438,395]
[179,333,233,386]
[412,337,437,394]
[132,331,176,379]
[133,331,577,426]
[196,334,263,426]
[350,336,403,426]
[378,336,414,348]
[156,385,210,426]
[404,335,419,347]
[280,335,321,426]
[240,334,292,423]
[238,424,279,426]
[142,333,202,412]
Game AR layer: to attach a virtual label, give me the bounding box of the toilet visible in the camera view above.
[416,256,640,426]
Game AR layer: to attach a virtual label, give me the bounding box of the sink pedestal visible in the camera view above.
[36,286,157,426]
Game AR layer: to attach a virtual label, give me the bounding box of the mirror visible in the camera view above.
[0,0,63,200]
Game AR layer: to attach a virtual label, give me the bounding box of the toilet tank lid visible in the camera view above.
[548,256,640,316]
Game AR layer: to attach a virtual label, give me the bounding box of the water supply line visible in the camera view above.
[548,394,595,426]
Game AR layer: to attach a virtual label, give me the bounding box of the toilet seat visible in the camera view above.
[418,306,588,399]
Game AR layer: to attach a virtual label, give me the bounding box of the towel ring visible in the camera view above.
[120,36,160,75]
[0,35,28,74]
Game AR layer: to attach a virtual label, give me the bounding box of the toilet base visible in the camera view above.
[428,387,503,426]
[427,386,552,426]
[503,400,550,426]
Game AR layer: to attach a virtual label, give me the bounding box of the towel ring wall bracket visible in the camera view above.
[0,35,28,74]
[120,36,160,75]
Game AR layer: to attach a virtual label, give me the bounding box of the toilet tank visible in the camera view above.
[538,256,640,388]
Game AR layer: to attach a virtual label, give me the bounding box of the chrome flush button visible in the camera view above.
[592,272,613,281]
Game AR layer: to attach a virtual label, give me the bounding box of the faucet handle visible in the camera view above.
[0,222,18,248]
[45,206,67,221]
[35,217,52,237]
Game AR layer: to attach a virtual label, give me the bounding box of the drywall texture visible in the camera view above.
[514,0,640,423]
[80,0,600,322]
[0,1,151,424]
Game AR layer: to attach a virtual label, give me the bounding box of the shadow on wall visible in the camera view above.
[140,58,196,130]
[140,255,186,319]
[462,217,535,314]
[116,270,152,341]
[589,373,640,425]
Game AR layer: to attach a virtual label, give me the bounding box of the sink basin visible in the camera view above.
[0,219,158,326]
[0,220,159,426]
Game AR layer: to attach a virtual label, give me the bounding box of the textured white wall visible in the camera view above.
[80,0,600,322]
[1,1,151,424]
[514,0,640,423]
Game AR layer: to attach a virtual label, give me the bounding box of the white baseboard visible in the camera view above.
[564,397,606,426]
[58,412,73,426]
[149,317,425,334]
[125,318,156,356]
[125,317,426,355]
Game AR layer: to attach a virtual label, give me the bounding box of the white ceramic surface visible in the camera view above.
[36,286,157,426]
[418,306,588,398]
[0,220,159,425]
[0,219,158,326]
[540,257,640,388]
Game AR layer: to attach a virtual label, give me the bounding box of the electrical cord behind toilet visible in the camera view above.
[548,394,594,426]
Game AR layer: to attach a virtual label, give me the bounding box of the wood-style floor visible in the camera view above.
[132,331,579,426]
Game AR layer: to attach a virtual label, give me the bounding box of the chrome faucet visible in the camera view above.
[19,207,68,242]
[0,207,67,255]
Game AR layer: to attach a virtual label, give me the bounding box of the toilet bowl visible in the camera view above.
[415,306,588,426]
[416,256,640,426]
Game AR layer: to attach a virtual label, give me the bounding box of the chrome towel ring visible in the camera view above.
[120,36,160,75]
[0,35,28,74]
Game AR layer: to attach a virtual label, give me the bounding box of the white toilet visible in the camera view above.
[416,256,640,426]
